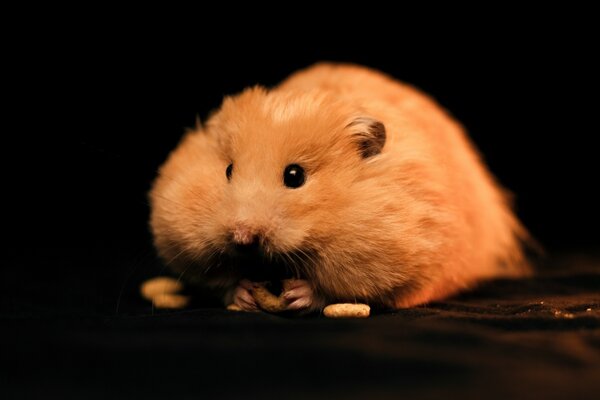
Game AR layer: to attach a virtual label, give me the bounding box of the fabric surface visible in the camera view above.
[2,251,599,399]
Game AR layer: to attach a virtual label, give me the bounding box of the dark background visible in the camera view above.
[3,10,599,399]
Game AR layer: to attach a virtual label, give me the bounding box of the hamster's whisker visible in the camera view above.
[164,247,190,269]
[155,241,185,277]
[174,261,194,286]
[294,247,319,270]
[201,247,223,274]
[283,252,301,279]
[274,252,294,278]
[283,248,318,280]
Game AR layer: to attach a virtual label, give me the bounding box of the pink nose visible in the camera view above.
[232,225,259,246]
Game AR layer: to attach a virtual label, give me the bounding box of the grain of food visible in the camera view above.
[151,293,190,309]
[140,277,188,309]
[251,284,288,312]
[226,303,243,311]
[323,303,370,318]
[140,277,184,300]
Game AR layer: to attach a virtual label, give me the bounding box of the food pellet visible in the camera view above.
[323,303,370,318]
[226,304,243,311]
[151,293,190,309]
[140,277,184,300]
[251,284,288,312]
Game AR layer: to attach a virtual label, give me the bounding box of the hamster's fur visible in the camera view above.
[149,63,530,311]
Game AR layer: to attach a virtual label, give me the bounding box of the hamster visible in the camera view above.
[149,63,531,312]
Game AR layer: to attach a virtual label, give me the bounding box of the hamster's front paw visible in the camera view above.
[282,279,316,311]
[230,279,259,312]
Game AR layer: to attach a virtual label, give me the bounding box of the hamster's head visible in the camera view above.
[150,87,390,295]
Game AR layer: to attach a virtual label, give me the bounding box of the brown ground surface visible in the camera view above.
[2,253,599,399]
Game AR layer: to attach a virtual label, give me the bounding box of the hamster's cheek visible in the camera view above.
[268,225,307,253]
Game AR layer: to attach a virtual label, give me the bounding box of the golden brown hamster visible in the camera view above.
[149,63,530,312]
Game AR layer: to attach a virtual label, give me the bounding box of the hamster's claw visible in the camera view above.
[232,279,259,312]
[283,279,314,310]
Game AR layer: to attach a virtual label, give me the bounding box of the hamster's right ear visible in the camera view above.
[347,117,386,158]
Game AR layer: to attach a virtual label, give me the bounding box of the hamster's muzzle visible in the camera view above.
[231,224,259,246]
[228,224,264,257]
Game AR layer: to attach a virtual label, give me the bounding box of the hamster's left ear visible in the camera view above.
[347,117,386,158]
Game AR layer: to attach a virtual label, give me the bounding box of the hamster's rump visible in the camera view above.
[149,63,530,310]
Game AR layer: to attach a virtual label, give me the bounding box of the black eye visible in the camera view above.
[226,163,233,181]
[283,164,305,188]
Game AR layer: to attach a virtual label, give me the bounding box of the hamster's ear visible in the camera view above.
[347,117,386,158]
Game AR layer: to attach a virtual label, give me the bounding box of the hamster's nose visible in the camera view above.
[231,225,261,254]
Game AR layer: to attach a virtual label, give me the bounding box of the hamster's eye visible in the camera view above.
[283,164,305,188]
[226,163,233,181]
